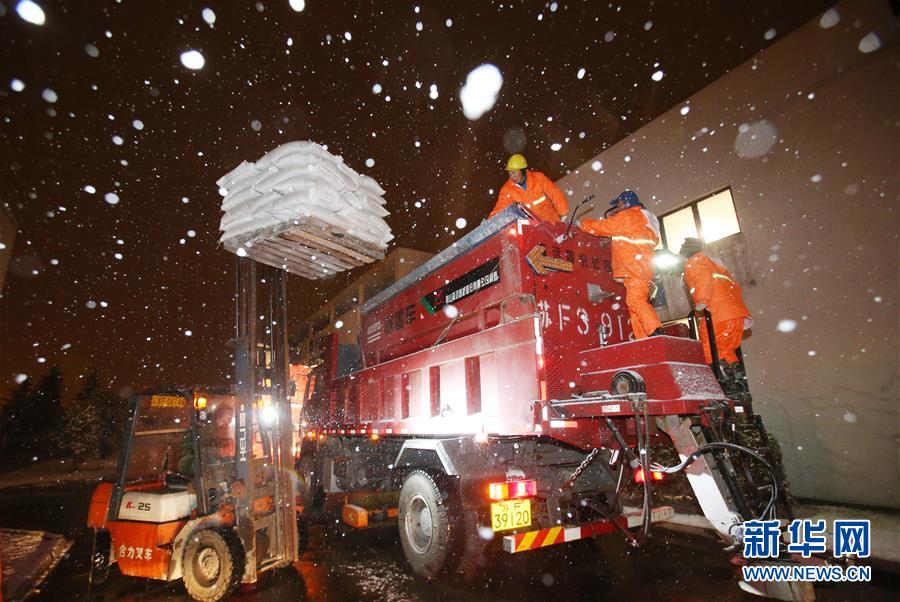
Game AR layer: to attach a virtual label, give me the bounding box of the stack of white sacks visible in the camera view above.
[217,141,393,252]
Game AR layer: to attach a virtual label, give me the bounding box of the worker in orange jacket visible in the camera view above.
[489,154,569,223]
[580,190,664,339]
[679,237,752,372]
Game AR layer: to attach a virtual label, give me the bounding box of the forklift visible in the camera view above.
[86,260,298,602]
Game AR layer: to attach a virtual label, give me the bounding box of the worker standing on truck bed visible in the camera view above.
[580,190,664,339]
[679,237,753,381]
[489,154,569,222]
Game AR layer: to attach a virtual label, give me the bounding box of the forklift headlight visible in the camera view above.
[260,405,277,426]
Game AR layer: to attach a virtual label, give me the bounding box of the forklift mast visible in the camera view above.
[233,257,297,581]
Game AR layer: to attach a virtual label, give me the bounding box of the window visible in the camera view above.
[660,188,741,252]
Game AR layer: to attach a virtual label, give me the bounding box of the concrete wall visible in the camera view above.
[557,0,899,507]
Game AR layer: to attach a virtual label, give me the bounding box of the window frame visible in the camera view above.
[659,186,742,251]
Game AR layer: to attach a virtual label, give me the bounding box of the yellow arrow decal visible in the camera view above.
[525,244,574,276]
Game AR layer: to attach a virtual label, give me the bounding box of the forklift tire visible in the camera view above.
[182,529,245,602]
[398,470,455,580]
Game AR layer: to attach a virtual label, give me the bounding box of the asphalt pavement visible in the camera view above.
[0,483,897,602]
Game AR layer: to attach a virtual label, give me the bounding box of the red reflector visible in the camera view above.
[634,468,665,483]
[488,479,537,500]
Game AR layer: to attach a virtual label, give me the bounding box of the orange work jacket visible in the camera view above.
[580,206,659,281]
[684,252,751,322]
[489,170,569,223]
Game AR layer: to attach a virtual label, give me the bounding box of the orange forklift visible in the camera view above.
[86,261,299,601]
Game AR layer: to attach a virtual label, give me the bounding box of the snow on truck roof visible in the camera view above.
[362,204,530,315]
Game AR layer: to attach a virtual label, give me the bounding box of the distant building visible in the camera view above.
[0,203,17,294]
[557,0,898,508]
[291,247,432,373]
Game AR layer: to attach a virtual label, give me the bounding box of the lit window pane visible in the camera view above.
[662,207,697,252]
[697,190,740,243]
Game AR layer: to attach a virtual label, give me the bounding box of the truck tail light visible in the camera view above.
[488,479,537,501]
[633,467,665,483]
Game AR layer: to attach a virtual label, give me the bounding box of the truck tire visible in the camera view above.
[398,470,455,579]
[297,513,310,556]
[297,452,324,512]
[182,529,244,602]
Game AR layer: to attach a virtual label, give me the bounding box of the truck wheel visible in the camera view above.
[297,452,324,512]
[297,513,310,556]
[182,529,244,602]
[398,470,455,579]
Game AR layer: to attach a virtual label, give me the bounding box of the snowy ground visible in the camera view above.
[0,528,71,600]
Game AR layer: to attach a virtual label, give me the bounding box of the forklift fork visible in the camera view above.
[88,529,111,586]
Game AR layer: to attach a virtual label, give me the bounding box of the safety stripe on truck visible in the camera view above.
[502,506,675,554]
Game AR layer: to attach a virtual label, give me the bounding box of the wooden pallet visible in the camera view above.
[222,216,385,279]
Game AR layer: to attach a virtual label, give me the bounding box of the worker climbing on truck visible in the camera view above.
[489,153,569,222]
[579,190,664,339]
[679,237,753,391]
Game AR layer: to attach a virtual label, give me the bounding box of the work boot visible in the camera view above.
[729,362,750,399]
[717,360,733,380]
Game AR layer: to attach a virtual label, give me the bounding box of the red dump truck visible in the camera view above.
[297,205,805,600]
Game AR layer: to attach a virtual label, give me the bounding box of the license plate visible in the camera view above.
[490,499,532,532]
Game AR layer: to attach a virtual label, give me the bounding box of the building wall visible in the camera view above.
[557,0,899,507]
[0,203,17,294]
[292,247,433,366]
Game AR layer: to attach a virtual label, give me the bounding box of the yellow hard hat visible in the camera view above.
[505,154,528,171]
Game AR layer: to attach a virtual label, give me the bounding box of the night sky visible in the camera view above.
[0,0,834,398]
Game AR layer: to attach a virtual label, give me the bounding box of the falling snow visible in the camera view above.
[459,64,503,120]
[858,33,881,54]
[819,8,840,29]
[777,319,797,333]
[16,0,46,26]
[180,50,205,70]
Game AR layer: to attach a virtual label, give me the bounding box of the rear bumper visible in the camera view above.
[502,505,675,553]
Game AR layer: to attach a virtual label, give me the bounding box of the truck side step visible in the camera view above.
[341,504,399,529]
[502,506,674,554]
